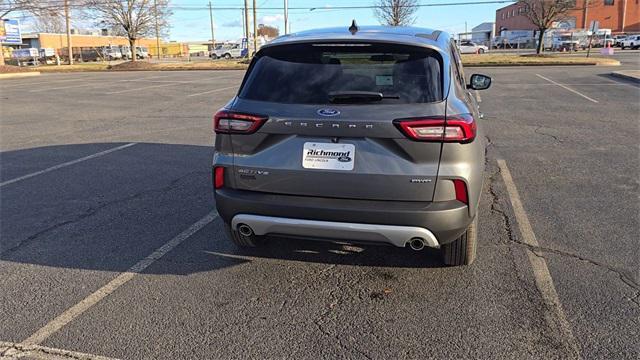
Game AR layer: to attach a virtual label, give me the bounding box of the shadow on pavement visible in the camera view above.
[0,143,447,276]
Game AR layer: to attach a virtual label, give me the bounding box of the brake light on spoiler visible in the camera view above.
[214,110,267,134]
[393,114,476,143]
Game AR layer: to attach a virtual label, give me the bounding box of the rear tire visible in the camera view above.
[223,222,263,248]
[442,216,478,266]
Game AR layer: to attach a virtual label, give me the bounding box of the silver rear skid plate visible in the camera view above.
[231,214,440,248]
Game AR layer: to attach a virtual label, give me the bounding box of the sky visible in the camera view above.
[169,0,510,42]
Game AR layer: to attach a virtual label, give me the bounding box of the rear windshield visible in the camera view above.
[239,42,443,104]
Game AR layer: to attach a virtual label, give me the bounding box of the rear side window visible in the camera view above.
[239,43,443,104]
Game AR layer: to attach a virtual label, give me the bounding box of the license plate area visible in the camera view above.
[302,142,355,171]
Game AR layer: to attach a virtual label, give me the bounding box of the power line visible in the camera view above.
[1,0,516,12]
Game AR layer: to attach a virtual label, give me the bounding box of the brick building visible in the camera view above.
[495,0,640,33]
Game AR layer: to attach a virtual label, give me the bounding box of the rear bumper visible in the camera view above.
[215,188,473,245]
[232,214,440,248]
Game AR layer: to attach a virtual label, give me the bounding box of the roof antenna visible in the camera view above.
[349,19,358,35]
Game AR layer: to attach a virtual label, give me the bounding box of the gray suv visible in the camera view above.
[213,25,491,266]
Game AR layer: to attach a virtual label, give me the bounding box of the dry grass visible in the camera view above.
[0,65,36,73]
[461,54,620,66]
[29,60,248,72]
[35,62,111,72]
[148,60,248,70]
[6,54,620,74]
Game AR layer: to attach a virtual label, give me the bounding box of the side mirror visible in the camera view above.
[468,74,492,90]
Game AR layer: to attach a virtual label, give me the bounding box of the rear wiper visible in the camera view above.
[328,91,398,104]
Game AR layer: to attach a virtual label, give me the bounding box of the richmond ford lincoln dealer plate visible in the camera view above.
[302,142,355,171]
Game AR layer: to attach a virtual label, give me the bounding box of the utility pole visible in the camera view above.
[464,21,467,40]
[284,0,289,34]
[208,1,215,52]
[64,0,73,64]
[244,0,249,48]
[154,0,160,60]
[241,9,246,39]
[252,0,257,56]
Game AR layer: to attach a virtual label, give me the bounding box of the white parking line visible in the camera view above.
[105,82,176,94]
[0,143,137,187]
[535,74,599,103]
[496,83,631,86]
[0,341,119,360]
[187,84,239,97]
[497,159,581,359]
[21,211,218,345]
[29,82,99,92]
[0,77,95,88]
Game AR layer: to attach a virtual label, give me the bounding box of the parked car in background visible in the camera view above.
[551,30,589,51]
[119,45,149,59]
[136,46,149,59]
[210,44,245,59]
[213,25,492,266]
[120,45,132,59]
[597,35,614,48]
[621,35,640,49]
[458,41,489,54]
[613,35,627,47]
[99,46,123,60]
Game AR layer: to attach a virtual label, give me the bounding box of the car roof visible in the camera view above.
[264,25,451,51]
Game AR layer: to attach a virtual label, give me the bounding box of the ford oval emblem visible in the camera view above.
[317,108,340,117]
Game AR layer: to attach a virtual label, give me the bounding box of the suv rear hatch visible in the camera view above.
[217,42,447,202]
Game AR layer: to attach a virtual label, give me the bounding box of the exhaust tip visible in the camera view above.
[238,224,254,237]
[409,238,425,251]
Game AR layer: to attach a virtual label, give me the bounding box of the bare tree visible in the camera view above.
[373,0,419,26]
[1,0,33,19]
[517,0,576,54]
[87,0,171,61]
[32,10,66,33]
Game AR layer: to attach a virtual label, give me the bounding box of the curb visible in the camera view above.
[610,71,640,83]
[0,71,41,79]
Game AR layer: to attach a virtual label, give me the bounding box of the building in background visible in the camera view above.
[19,33,196,59]
[471,22,496,46]
[147,41,188,57]
[495,0,640,34]
[22,33,157,53]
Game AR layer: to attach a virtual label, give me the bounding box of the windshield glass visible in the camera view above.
[239,42,443,104]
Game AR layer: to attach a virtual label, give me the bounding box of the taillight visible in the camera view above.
[214,166,225,189]
[453,179,468,205]
[214,110,267,134]
[393,114,476,143]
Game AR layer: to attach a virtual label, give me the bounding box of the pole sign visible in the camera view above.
[1,19,22,45]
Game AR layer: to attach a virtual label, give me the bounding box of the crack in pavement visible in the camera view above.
[0,341,118,360]
[484,146,639,305]
[485,137,517,246]
[523,243,640,299]
[0,170,207,256]
[534,126,563,143]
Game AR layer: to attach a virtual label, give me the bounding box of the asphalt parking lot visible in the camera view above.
[1,57,638,359]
